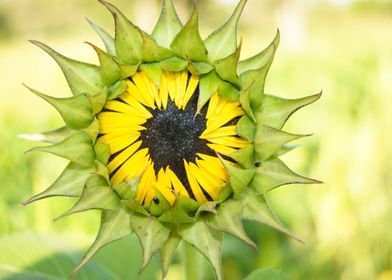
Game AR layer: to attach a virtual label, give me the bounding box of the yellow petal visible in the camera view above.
[166,167,189,197]
[98,132,141,154]
[207,136,249,148]
[207,143,237,155]
[160,71,169,110]
[183,74,199,109]
[200,125,237,139]
[107,141,142,173]
[183,160,207,203]
[189,162,221,200]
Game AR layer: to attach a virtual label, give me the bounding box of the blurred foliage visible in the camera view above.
[0,0,391,279]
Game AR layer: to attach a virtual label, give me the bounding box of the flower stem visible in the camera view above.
[184,242,202,280]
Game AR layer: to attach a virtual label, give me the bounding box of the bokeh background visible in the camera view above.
[1,0,391,279]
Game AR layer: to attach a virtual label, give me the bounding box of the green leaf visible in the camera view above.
[256,92,322,129]
[88,90,107,115]
[87,18,116,55]
[218,79,240,101]
[159,57,188,72]
[244,268,293,280]
[119,63,140,79]
[214,45,241,87]
[197,71,219,113]
[255,125,309,161]
[160,229,181,279]
[140,63,163,85]
[237,29,280,74]
[87,43,120,86]
[22,163,94,206]
[178,221,224,280]
[240,67,268,110]
[205,0,247,61]
[241,190,302,242]
[228,145,255,169]
[129,213,170,272]
[30,40,104,96]
[206,199,256,248]
[26,85,93,129]
[220,158,254,198]
[236,115,255,141]
[28,131,95,168]
[19,126,73,144]
[251,157,321,193]
[275,144,299,156]
[141,31,174,63]
[101,1,142,65]
[83,118,100,143]
[171,9,208,62]
[152,0,183,48]
[72,206,132,275]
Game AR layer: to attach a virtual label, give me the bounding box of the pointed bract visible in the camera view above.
[205,0,247,61]
[220,158,254,198]
[255,125,309,161]
[141,31,174,63]
[22,163,94,206]
[171,9,208,62]
[100,1,143,65]
[129,213,171,272]
[28,131,95,168]
[214,44,241,87]
[26,85,94,129]
[71,206,132,275]
[236,115,255,141]
[179,221,224,280]
[30,40,104,96]
[256,92,322,129]
[160,229,182,279]
[152,0,183,48]
[197,71,219,113]
[19,126,73,144]
[251,157,321,193]
[87,18,116,55]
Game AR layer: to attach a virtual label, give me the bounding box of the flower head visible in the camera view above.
[22,0,321,279]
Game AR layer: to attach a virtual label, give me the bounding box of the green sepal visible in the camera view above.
[255,92,322,129]
[30,40,104,96]
[71,206,132,275]
[159,57,188,72]
[239,85,256,122]
[123,199,150,216]
[83,117,99,143]
[218,79,240,101]
[141,31,174,63]
[21,163,94,206]
[237,29,280,75]
[236,115,255,141]
[251,157,321,193]
[241,189,302,242]
[275,144,299,156]
[148,191,171,217]
[86,18,116,55]
[19,126,73,144]
[197,71,219,113]
[54,175,120,220]
[28,131,95,168]
[101,1,142,65]
[214,44,241,87]
[171,9,208,62]
[94,142,110,165]
[220,158,255,198]
[129,213,171,272]
[188,61,214,76]
[119,63,140,79]
[205,0,247,61]
[94,161,110,183]
[87,43,120,86]
[113,182,136,200]
[152,0,183,48]
[107,80,128,100]
[240,67,267,110]
[195,201,218,218]
[87,90,107,115]
[26,86,93,130]
[140,63,163,85]
[178,221,224,280]
[160,228,181,279]
[159,195,199,224]
[255,125,309,161]
[217,184,232,202]
[206,199,256,248]
[229,145,255,169]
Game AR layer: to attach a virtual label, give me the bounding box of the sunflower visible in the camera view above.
[22,0,321,279]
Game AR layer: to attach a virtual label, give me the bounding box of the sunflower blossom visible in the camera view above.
[22,0,320,279]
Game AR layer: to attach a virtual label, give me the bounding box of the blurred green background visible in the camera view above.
[1,0,391,279]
